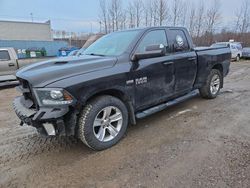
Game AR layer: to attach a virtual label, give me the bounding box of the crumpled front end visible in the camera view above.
[13,78,77,136]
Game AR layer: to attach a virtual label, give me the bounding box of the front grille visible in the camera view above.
[17,78,37,109]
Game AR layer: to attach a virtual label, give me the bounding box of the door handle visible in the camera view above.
[162,61,174,65]
[8,63,15,67]
[188,57,196,61]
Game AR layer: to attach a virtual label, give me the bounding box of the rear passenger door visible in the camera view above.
[166,29,197,94]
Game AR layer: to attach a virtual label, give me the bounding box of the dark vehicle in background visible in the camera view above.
[57,47,79,57]
[13,27,231,150]
[242,48,250,59]
[67,50,79,56]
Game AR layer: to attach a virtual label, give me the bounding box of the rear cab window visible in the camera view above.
[167,29,190,53]
[0,50,10,61]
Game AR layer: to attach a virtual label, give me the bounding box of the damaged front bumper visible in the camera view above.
[13,96,77,136]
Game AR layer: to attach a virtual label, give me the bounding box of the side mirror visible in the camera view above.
[131,44,166,61]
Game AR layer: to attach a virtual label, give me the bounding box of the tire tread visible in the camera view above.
[77,95,128,150]
[199,69,222,99]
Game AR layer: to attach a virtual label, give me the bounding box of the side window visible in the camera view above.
[136,30,167,53]
[168,29,190,53]
[0,51,10,60]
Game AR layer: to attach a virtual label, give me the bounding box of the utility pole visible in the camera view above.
[99,21,102,33]
[90,22,93,33]
[30,13,34,22]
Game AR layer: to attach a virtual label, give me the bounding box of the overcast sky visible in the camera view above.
[0,0,242,33]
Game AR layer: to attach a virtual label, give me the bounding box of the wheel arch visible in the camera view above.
[212,64,224,88]
[84,89,136,125]
[212,64,223,74]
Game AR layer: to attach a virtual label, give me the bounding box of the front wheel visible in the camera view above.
[77,95,128,150]
[199,69,222,99]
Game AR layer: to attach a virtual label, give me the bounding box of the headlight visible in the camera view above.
[34,88,74,106]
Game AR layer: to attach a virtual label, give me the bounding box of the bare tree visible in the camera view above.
[205,0,221,34]
[127,2,136,28]
[107,13,112,33]
[240,0,250,33]
[172,0,181,26]
[180,1,188,27]
[152,0,159,26]
[120,10,127,30]
[235,0,250,33]
[99,0,108,33]
[235,11,242,33]
[157,0,168,26]
[108,1,115,31]
[204,0,221,44]
[188,4,196,37]
[195,0,205,38]
[108,0,123,31]
[147,0,155,26]
[143,0,152,26]
[133,0,144,27]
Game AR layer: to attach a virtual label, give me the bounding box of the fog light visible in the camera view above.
[43,123,56,136]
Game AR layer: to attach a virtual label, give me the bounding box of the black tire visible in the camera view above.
[199,69,222,99]
[236,55,240,61]
[77,95,128,150]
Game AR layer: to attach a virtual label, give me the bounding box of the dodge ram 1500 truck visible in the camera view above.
[13,27,231,150]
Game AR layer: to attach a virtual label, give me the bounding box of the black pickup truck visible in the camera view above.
[13,27,231,150]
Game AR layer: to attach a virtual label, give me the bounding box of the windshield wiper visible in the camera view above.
[86,53,106,57]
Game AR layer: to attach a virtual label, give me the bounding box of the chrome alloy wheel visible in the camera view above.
[93,106,123,142]
[210,74,220,95]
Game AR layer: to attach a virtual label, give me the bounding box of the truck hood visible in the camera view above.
[16,55,117,87]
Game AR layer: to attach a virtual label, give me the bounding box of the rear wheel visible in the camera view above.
[199,69,222,99]
[77,95,128,150]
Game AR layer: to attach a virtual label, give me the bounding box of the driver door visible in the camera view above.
[132,29,175,110]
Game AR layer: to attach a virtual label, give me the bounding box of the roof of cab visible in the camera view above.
[113,26,187,33]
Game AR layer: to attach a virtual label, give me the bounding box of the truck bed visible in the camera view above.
[194,46,231,88]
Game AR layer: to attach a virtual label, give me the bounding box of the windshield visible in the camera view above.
[83,30,140,56]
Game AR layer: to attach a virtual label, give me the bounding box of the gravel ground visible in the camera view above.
[0,60,250,188]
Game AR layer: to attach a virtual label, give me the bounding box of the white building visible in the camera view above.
[0,20,53,41]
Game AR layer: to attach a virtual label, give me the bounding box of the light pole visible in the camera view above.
[30,13,34,22]
[90,22,93,34]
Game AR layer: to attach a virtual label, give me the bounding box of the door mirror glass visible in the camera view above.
[131,44,166,61]
[145,44,166,52]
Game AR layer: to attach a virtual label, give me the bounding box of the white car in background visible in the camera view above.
[0,47,51,83]
[211,42,243,61]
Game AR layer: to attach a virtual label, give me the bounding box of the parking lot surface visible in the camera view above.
[0,60,250,188]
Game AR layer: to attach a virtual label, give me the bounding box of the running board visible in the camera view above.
[136,90,199,119]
